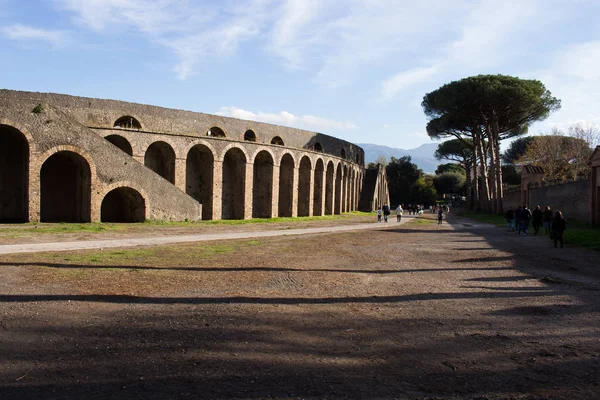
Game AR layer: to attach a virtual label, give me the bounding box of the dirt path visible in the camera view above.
[1,214,598,399]
[0,218,410,255]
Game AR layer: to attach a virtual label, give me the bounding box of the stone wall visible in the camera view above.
[0,89,387,223]
[528,180,590,222]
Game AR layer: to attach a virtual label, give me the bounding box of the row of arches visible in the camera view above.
[1,124,145,223]
[111,116,356,158]
[1,124,362,223]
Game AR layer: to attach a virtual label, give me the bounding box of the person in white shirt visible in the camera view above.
[377,207,382,222]
[395,205,403,222]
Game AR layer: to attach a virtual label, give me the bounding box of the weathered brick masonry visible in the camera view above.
[0,90,388,223]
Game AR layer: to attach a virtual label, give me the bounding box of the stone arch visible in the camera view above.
[252,150,274,218]
[335,163,342,214]
[341,149,346,159]
[40,151,91,222]
[105,134,133,156]
[298,156,311,217]
[0,124,29,222]
[114,115,142,130]
[342,165,348,212]
[101,186,146,222]
[207,126,226,138]
[244,130,257,142]
[314,142,323,152]
[250,146,276,165]
[186,144,214,220]
[313,158,324,216]
[145,141,176,184]
[219,143,250,162]
[325,160,335,215]
[222,147,246,219]
[271,136,284,146]
[278,153,294,217]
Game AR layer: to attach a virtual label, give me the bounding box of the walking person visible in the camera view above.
[505,207,515,232]
[542,206,553,234]
[551,211,567,248]
[515,206,523,235]
[521,205,532,235]
[532,205,543,235]
[382,204,390,223]
[395,205,403,222]
[377,207,382,223]
[437,207,443,225]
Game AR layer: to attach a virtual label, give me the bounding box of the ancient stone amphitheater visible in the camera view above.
[0,90,389,223]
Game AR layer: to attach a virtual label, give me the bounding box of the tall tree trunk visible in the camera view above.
[475,128,491,212]
[493,120,504,214]
[487,128,498,214]
[464,160,472,209]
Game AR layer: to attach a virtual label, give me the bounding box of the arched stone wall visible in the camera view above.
[101,186,146,222]
[105,134,133,156]
[278,153,295,217]
[222,147,246,219]
[325,161,334,215]
[40,150,91,222]
[335,163,342,214]
[145,141,176,184]
[313,158,324,216]
[186,144,214,220]
[298,156,311,217]
[0,124,29,222]
[253,150,274,218]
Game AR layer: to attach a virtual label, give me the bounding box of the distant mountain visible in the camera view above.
[357,142,440,173]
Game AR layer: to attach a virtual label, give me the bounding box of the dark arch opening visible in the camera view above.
[105,134,133,156]
[325,161,334,215]
[271,136,284,146]
[0,125,29,222]
[342,165,348,213]
[335,164,342,214]
[114,116,141,130]
[41,151,91,222]
[186,144,214,220]
[313,159,324,216]
[278,154,294,217]
[253,151,274,218]
[207,127,225,137]
[222,148,246,219]
[145,141,176,184]
[101,187,145,222]
[314,142,323,152]
[244,130,256,142]
[355,153,360,164]
[341,149,346,159]
[298,156,311,217]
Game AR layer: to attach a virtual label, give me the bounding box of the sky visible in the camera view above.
[1,0,599,151]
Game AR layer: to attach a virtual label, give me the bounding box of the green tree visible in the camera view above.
[433,172,466,197]
[385,156,422,206]
[411,175,438,206]
[502,136,534,165]
[434,139,474,208]
[423,74,560,213]
[435,163,465,175]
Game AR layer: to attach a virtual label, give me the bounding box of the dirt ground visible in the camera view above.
[1,213,599,399]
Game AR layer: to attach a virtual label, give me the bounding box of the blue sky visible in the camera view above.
[1,0,599,150]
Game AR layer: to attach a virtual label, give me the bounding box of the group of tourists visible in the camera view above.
[504,204,567,248]
[377,203,450,225]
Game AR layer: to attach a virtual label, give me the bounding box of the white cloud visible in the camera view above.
[1,24,67,46]
[380,66,438,100]
[216,106,358,131]
[55,0,270,79]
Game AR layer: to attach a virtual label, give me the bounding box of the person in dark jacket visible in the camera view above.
[521,205,532,235]
[515,206,523,235]
[551,211,567,248]
[505,208,515,232]
[532,205,543,235]
[542,205,553,234]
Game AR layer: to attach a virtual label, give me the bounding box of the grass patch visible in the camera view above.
[409,217,436,225]
[456,210,506,227]
[458,211,600,251]
[0,222,127,237]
